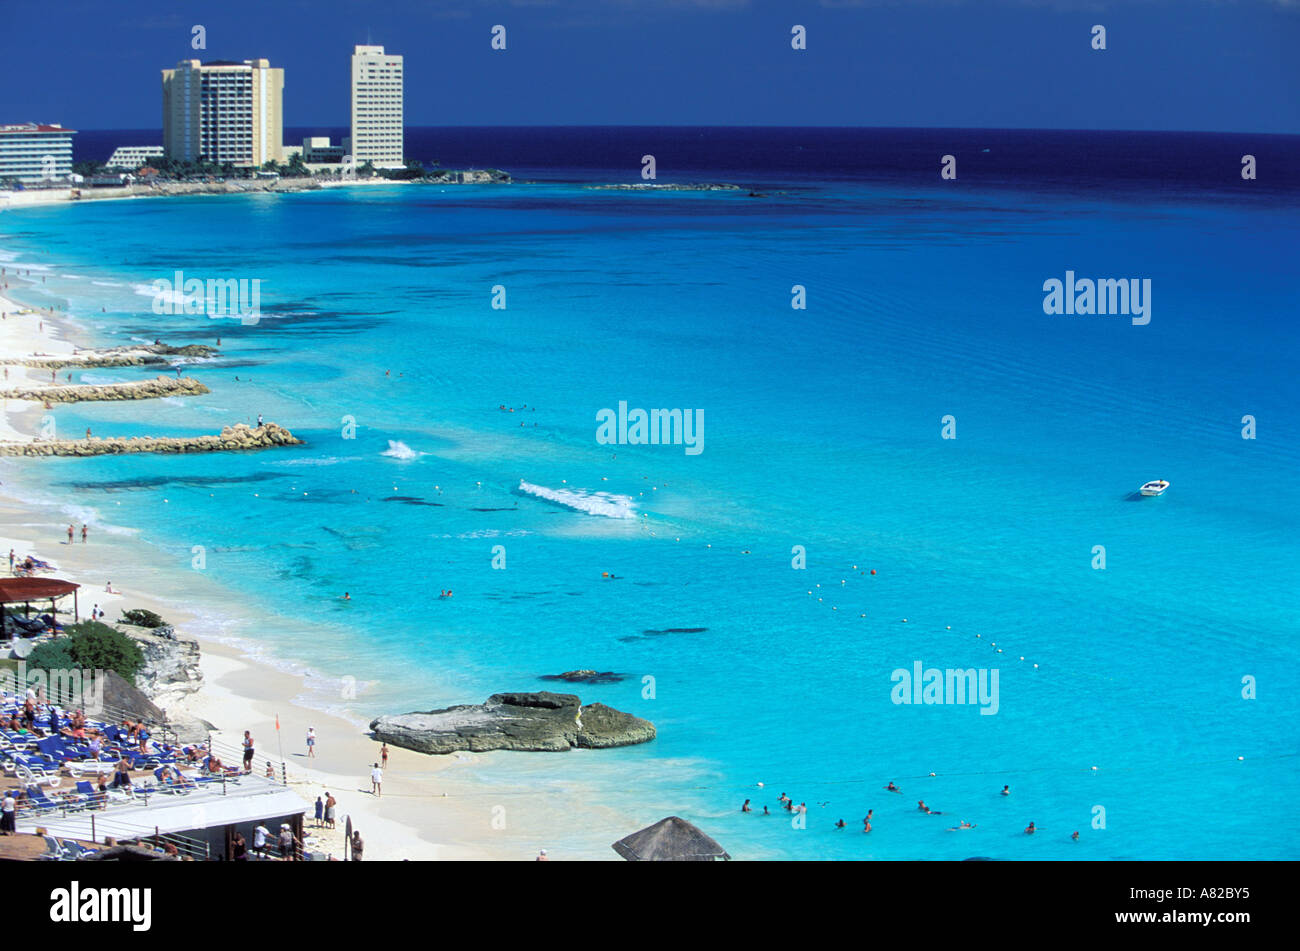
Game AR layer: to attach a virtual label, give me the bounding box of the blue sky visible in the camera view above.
[4,0,1297,132]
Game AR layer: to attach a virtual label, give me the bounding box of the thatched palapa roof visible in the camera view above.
[611,816,731,861]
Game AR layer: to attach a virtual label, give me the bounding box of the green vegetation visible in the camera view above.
[149,156,239,180]
[26,621,145,685]
[121,608,167,629]
[378,158,427,181]
[73,159,107,177]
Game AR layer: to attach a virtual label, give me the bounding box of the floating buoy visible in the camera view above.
[1237,756,1244,761]
[1033,664,1039,669]
[1091,766,1098,771]
[870,569,876,575]
[946,625,951,630]
[902,618,908,623]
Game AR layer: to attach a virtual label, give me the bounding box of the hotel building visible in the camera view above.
[162,59,284,168]
[0,123,76,183]
[349,45,404,168]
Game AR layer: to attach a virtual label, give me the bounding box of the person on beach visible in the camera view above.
[351,830,364,861]
[256,413,263,427]
[253,824,269,857]
[370,762,383,797]
[306,727,316,758]
[380,743,389,770]
[1,791,16,836]
[265,760,276,779]
[314,796,324,827]
[242,731,255,772]
[535,849,548,861]
[231,831,248,861]
[8,549,13,572]
[81,524,87,543]
[67,524,74,544]
[325,792,337,829]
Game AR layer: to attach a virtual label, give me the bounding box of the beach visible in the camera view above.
[0,276,630,862]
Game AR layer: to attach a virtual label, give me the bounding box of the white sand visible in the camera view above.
[0,273,626,862]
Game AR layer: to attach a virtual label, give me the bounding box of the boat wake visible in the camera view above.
[381,440,425,460]
[516,480,637,520]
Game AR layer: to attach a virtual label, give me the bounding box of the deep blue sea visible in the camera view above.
[4,127,1298,859]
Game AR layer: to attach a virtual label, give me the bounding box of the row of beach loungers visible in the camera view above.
[2,691,244,821]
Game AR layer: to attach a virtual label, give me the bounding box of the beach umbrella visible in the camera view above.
[611,816,731,862]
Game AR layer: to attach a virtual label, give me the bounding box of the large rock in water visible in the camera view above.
[369,691,656,754]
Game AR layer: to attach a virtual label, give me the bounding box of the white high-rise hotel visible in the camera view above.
[349,45,404,168]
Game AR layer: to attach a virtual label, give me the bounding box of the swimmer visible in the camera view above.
[885,782,900,793]
[947,821,976,831]
[1024,822,1036,835]
[762,806,770,815]
[1001,785,1010,796]
[862,819,872,833]
[834,819,846,829]
[342,592,351,601]
[741,799,752,813]
[1071,831,1079,841]
[918,800,930,813]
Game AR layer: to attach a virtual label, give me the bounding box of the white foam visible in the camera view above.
[381,440,425,460]
[516,479,637,520]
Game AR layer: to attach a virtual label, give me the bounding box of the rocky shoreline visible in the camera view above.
[0,421,303,456]
[370,691,656,754]
[0,375,210,404]
[13,343,219,370]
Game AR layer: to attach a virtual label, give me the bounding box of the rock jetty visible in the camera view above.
[0,375,209,404]
[0,422,302,457]
[14,343,219,370]
[369,691,656,754]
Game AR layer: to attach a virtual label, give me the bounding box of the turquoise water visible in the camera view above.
[2,160,1298,859]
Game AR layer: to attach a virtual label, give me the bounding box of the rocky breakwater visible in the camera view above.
[15,343,219,370]
[369,691,656,754]
[0,375,209,404]
[0,422,303,457]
